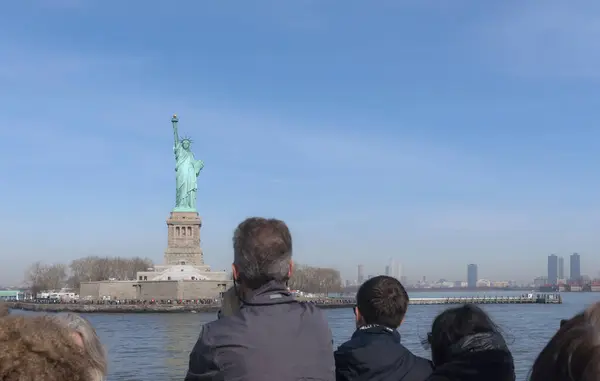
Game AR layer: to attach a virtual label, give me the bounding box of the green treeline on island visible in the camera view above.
[24,258,343,296]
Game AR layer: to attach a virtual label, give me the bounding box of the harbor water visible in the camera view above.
[14,291,600,380]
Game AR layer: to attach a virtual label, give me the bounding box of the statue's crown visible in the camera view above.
[181,136,193,144]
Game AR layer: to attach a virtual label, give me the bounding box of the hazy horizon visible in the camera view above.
[1,1,600,285]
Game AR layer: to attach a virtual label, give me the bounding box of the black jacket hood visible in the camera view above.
[427,332,515,381]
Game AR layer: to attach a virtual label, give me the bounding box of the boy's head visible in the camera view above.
[355,275,409,329]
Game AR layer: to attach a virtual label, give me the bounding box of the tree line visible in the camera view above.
[289,264,343,294]
[25,257,342,295]
[25,256,153,294]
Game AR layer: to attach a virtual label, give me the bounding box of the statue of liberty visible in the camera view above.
[171,114,204,212]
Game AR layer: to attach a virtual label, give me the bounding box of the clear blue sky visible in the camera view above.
[1,1,599,285]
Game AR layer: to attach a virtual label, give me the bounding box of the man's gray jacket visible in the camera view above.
[184,281,335,381]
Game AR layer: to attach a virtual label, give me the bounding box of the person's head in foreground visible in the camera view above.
[0,315,94,381]
[0,301,9,318]
[530,301,600,381]
[428,304,515,381]
[55,313,107,381]
[231,217,293,298]
[185,217,335,381]
[354,275,408,330]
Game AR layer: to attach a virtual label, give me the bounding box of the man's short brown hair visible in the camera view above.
[233,217,293,289]
[0,315,94,381]
[356,276,409,329]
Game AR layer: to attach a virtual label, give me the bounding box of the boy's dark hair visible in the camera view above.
[530,302,600,381]
[233,217,293,290]
[356,275,409,329]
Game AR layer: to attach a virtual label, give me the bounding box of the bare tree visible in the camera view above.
[25,261,47,295]
[69,256,153,287]
[45,263,67,291]
[289,264,342,294]
[25,262,67,294]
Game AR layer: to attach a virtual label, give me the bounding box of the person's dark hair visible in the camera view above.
[233,217,292,290]
[429,304,503,366]
[530,302,600,381]
[356,275,409,329]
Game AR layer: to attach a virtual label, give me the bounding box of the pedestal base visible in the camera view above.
[164,212,204,266]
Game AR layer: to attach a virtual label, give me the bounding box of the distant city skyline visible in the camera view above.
[2,2,600,285]
[349,252,594,287]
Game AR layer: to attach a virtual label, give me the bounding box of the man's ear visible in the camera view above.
[288,260,294,277]
[355,307,362,324]
[231,263,239,281]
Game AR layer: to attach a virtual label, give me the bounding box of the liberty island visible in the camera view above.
[76,115,231,300]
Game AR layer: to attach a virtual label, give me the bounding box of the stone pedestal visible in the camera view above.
[164,212,204,266]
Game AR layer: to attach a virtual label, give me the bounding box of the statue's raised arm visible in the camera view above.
[172,114,180,148]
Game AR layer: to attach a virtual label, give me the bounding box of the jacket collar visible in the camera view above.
[240,280,296,306]
[352,324,401,342]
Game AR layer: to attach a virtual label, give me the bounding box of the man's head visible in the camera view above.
[0,315,95,381]
[355,275,409,329]
[232,217,293,290]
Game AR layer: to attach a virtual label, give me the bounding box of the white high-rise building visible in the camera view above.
[389,259,402,280]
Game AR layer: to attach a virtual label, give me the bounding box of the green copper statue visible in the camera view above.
[171,114,204,212]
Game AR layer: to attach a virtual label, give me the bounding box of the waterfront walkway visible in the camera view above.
[4,293,561,313]
[411,294,562,305]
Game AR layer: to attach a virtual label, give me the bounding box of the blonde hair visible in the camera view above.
[55,313,107,381]
[0,315,94,381]
[0,301,9,317]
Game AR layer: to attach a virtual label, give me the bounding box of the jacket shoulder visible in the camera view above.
[412,354,434,374]
[334,335,368,368]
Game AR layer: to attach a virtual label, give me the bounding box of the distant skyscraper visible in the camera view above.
[358,264,365,284]
[570,253,581,282]
[389,259,401,279]
[548,254,558,285]
[394,261,402,279]
[467,264,478,288]
[558,256,564,280]
[385,265,390,276]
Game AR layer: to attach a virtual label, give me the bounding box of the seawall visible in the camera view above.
[6,294,560,313]
[6,301,354,314]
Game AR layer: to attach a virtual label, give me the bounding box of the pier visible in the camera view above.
[410,294,562,305]
[4,293,562,313]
